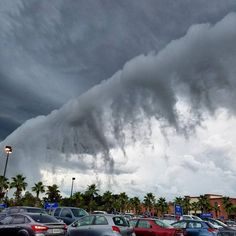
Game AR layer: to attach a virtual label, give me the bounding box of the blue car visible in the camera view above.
[171,219,218,236]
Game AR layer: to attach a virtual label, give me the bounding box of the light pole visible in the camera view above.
[3,146,12,179]
[70,177,75,198]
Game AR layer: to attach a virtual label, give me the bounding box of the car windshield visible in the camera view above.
[30,214,59,223]
[154,219,173,228]
[213,219,228,227]
[71,208,88,217]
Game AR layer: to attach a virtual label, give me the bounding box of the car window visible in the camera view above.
[27,208,47,214]
[173,221,187,228]
[130,220,138,227]
[0,213,7,220]
[12,215,26,224]
[8,208,20,214]
[30,214,59,223]
[0,216,13,224]
[61,208,72,218]
[188,222,202,228]
[154,219,172,228]
[94,216,108,225]
[137,220,151,228]
[54,208,61,217]
[71,208,88,217]
[76,215,94,227]
[113,216,129,227]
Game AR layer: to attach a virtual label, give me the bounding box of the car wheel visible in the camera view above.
[17,230,30,236]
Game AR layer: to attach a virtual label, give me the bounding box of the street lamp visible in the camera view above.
[3,146,12,179]
[70,177,75,198]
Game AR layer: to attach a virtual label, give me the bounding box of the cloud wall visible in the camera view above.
[1,13,236,196]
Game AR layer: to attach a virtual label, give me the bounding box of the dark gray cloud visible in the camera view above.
[1,0,236,141]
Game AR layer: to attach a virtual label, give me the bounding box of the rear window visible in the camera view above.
[71,208,88,217]
[54,208,61,217]
[25,208,47,214]
[113,216,129,227]
[94,216,108,225]
[29,214,59,223]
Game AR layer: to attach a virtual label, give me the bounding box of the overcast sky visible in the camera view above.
[1,0,236,200]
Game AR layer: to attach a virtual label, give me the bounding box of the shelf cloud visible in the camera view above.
[1,12,236,197]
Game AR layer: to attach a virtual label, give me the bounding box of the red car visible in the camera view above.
[129,218,184,236]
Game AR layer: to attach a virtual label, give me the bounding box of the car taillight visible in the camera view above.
[112,226,121,233]
[31,225,48,232]
[64,224,67,231]
[208,228,217,233]
[175,229,184,236]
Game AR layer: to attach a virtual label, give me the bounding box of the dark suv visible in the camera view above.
[52,207,88,225]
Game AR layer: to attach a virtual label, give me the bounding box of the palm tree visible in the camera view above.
[84,184,99,213]
[72,191,85,208]
[46,184,61,202]
[117,192,129,213]
[0,176,9,200]
[129,197,141,214]
[198,195,211,213]
[174,197,183,206]
[212,202,220,218]
[191,201,199,215]
[101,191,114,213]
[182,196,191,214]
[222,196,233,218]
[10,174,28,203]
[156,197,168,217]
[143,192,155,215]
[32,181,45,199]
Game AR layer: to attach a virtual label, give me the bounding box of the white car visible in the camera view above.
[180,215,202,221]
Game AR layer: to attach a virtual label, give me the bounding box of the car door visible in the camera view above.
[134,219,155,236]
[0,216,15,234]
[69,215,95,236]
[88,215,110,236]
[186,221,203,236]
[60,208,74,225]
[0,215,28,235]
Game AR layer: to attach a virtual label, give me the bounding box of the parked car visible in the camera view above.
[171,219,218,236]
[52,207,88,225]
[2,206,47,215]
[0,212,67,236]
[129,217,184,236]
[161,214,178,225]
[92,210,108,214]
[66,214,135,236]
[180,215,202,221]
[0,212,7,220]
[224,220,236,229]
[202,218,236,230]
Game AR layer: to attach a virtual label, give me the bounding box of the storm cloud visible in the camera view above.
[1,12,236,197]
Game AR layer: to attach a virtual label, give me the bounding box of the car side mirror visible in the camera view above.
[72,222,78,227]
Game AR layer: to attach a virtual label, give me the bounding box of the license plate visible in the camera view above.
[50,228,63,234]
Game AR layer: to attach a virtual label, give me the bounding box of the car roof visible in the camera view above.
[174,219,204,223]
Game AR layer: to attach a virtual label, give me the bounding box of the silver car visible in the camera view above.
[66,214,136,236]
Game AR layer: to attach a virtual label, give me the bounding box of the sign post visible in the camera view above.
[175,204,183,220]
[44,202,58,214]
